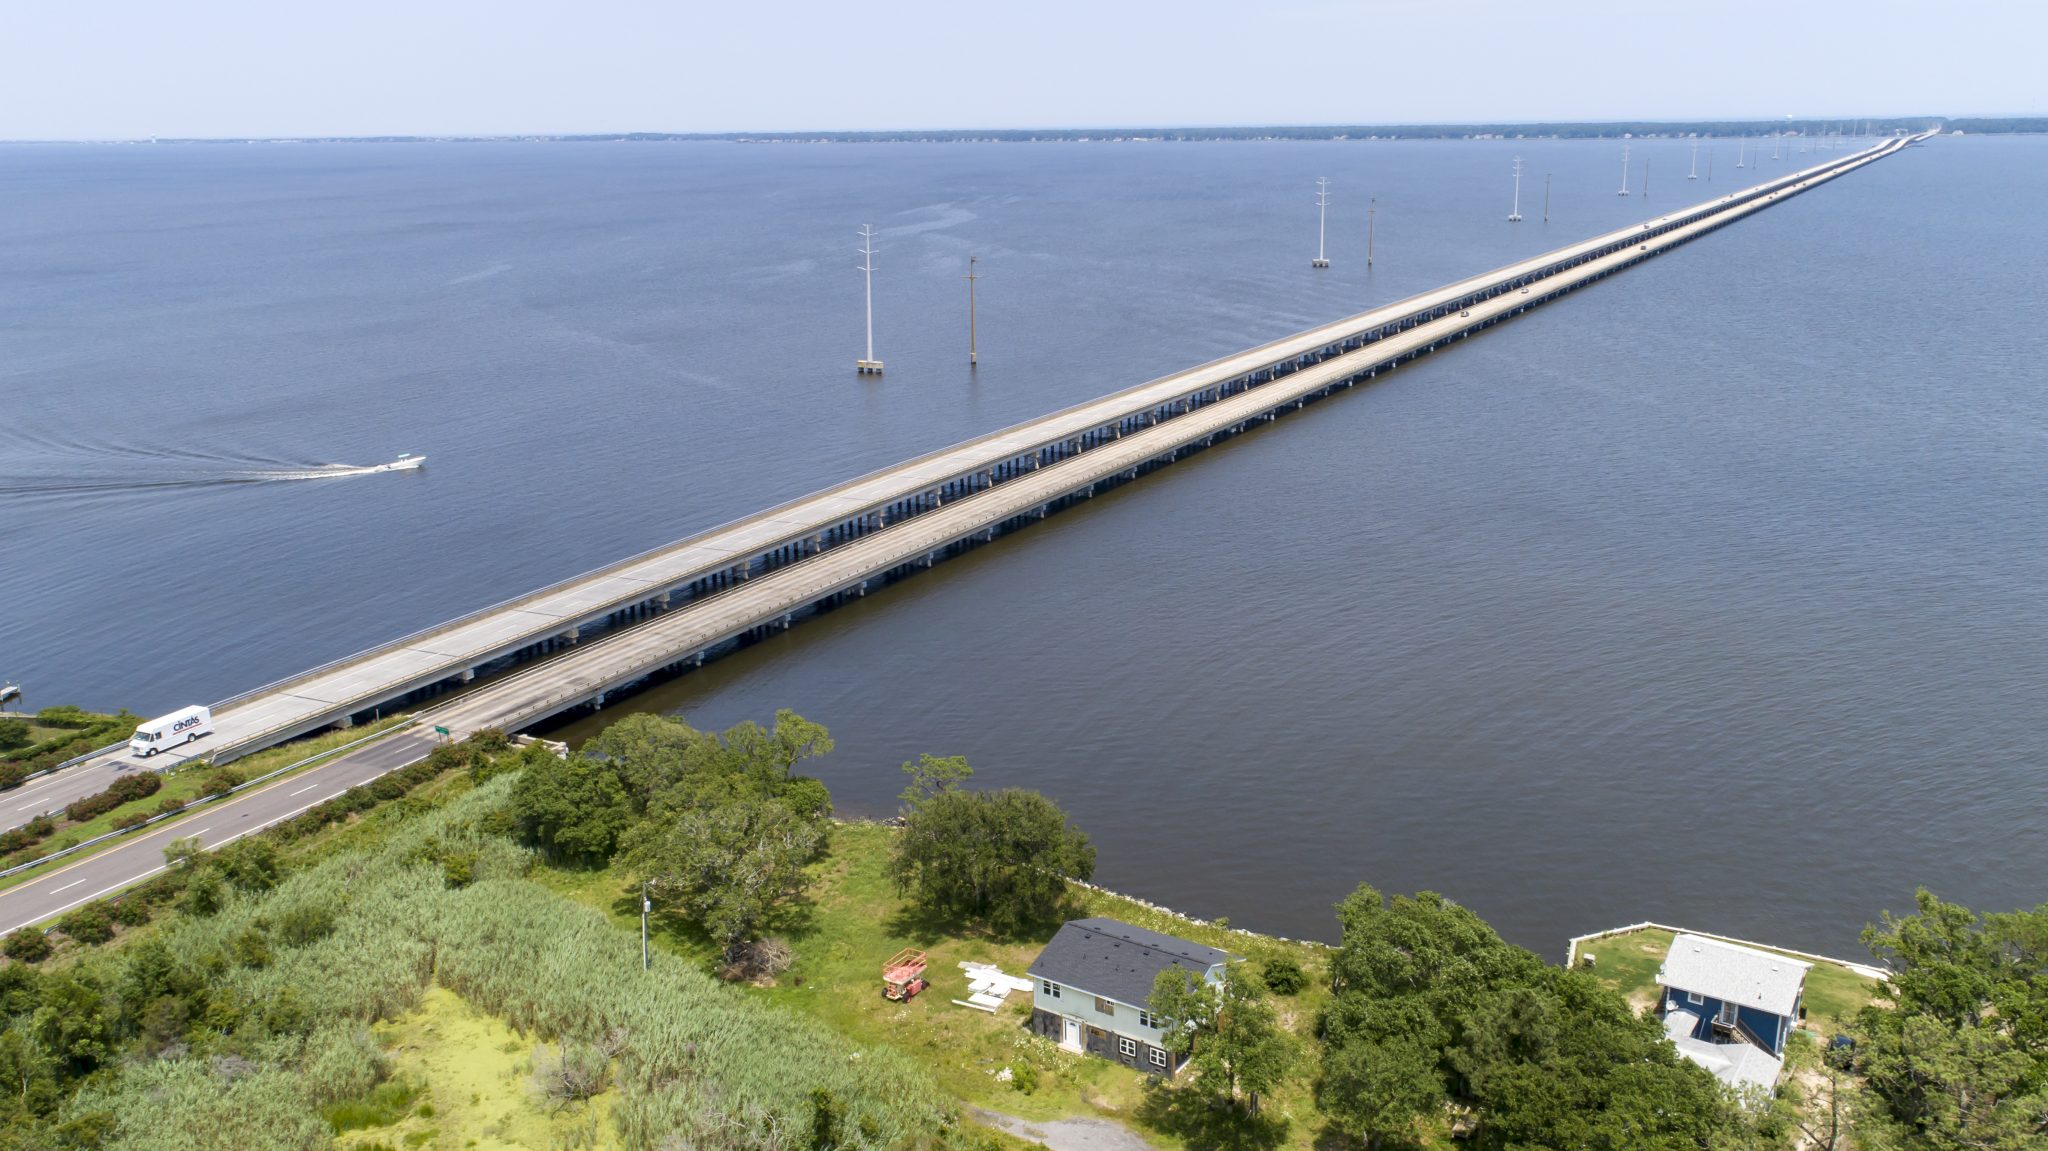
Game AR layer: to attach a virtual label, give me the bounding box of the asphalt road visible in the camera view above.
[0,729,433,936]
[2,741,209,833]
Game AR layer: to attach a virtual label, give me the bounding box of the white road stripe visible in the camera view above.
[51,878,90,893]
[288,783,320,796]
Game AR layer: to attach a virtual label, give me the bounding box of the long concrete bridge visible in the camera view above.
[7,131,1928,833]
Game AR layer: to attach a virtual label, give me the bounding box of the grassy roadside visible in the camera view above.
[1573,925,1882,1032]
[540,820,1336,1151]
[0,716,414,893]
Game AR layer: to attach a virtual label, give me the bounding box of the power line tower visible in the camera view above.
[965,254,979,367]
[856,225,882,375]
[1617,144,1632,196]
[1507,157,1524,222]
[1312,177,1331,268]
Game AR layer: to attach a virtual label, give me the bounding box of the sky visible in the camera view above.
[0,0,2038,140]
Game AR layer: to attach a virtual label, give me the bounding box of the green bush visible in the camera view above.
[109,898,153,927]
[58,904,114,945]
[111,811,150,831]
[276,902,337,947]
[0,717,30,752]
[200,768,246,797]
[1008,1060,1039,1094]
[33,706,95,728]
[322,1076,424,1133]
[3,927,51,963]
[1262,954,1307,996]
[64,770,162,822]
[0,813,56,855]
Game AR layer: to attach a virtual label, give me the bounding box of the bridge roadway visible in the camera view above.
[0,133,1928,930]
[5,132,1925,835]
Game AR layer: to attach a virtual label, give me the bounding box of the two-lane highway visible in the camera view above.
[0,730,435,935]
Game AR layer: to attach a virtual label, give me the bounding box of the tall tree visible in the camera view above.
[768,708,834,781]
[507,749,634,864]
[898,753,972,811]
[888,788,1093,934]
[1317,1034,1444,1150]
[1151,962,1296,1114]
[622,797,825,968]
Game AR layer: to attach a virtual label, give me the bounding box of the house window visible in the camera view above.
[1041,980,1061,999]
[1095,996,1115,1016]
[1119,1036,1137,1059]
[1686,991,1703,1006]
[1137,1009,1161,1030]
[1150,1047,1168,1069]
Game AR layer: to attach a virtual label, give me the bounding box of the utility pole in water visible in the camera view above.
[1543,173,1551,223]
[1617,144,1631,196]
[1366,196,1375,266]
[856,225,883,375]
[1507,157,1524,222]
[1312,177,1331,268]
[965,254,979,367]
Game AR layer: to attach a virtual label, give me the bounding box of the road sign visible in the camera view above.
[432,725,450,737]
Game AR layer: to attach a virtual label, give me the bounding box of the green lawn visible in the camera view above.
[1573,926,1883,1033]
[0,716,413,892]
[540,821,1338,1151]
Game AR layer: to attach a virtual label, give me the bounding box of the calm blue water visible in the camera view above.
[4,135,2042,956]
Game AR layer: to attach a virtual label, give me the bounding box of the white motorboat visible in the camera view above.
[370,453,426,473]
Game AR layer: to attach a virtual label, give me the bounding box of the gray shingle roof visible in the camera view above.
[1026,918,1230,1008]
[1657,934,1810,1017]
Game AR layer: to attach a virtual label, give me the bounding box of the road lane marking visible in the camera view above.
[51,878,90,893]
[288,783,320,796]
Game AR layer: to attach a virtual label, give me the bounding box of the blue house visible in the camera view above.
[1657,933,1809,1095]
[1026,918,1230,1076]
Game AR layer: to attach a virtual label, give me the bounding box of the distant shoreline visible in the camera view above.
[4,116,2039,146]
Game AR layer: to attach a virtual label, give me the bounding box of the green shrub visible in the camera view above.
[179,870,227,917]
[109,898,153,927]
[300,1026,388,1105]
[111,811,150,831]
[3,927,51,963]
[58,904,114,945]
[276,902,337,948]
[1262,954,1308,996]
[64,771,161,822]
[200,768,245,797]
[1008,1060,1039,1094]
[231,925,272,968]
[0,813,55,854]
[322,1075,424,1133]
[0,717,30,752]
[217,839,283,892]
[34,706,94,728]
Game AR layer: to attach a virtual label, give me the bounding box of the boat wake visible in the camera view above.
[0,451,426,503]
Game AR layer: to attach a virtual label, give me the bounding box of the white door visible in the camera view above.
[1062,1018,1080,1049]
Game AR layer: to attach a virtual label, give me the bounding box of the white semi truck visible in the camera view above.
[130,706,213,758]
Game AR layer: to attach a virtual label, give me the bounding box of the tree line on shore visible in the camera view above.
[1,707,2041,1150]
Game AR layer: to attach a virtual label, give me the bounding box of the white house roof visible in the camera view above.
[1657,934,1809,1017]
[1671,1031,1784,1096]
